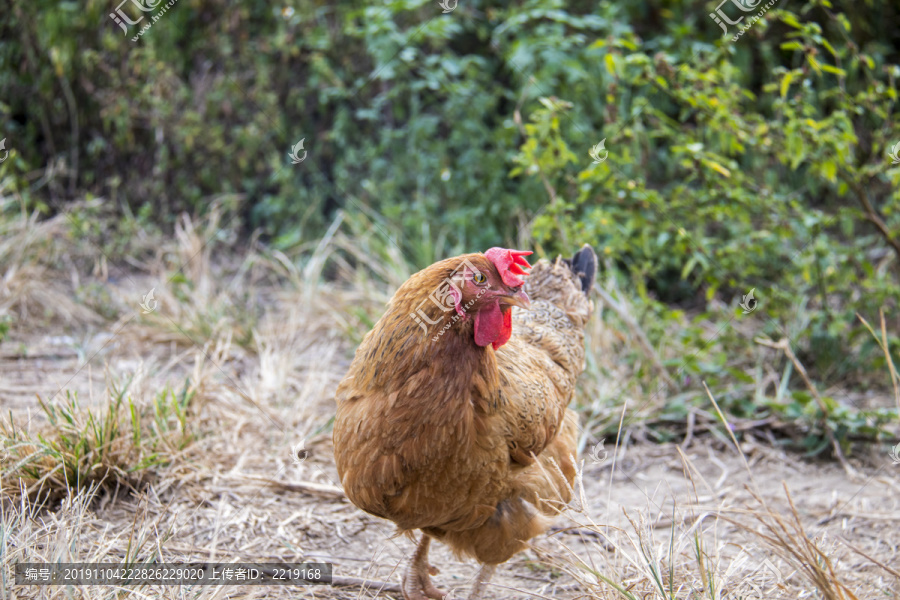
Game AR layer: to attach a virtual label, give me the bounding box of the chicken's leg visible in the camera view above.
[401,535,448,600]
[467,563,496,600]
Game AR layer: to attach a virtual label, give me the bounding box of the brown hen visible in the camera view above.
[333,244,596,599]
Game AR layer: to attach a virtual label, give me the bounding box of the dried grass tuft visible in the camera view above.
[723,485,861,600]
[1,376,197,506]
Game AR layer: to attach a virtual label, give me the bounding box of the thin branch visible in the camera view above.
[331,575,402,592]
[837,536,900,580]
[856,310,900,413]
[848,177,900,263]
[594,285,677,390]
[754,337,858,478]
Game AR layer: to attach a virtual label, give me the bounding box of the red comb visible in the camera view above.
[484,247,533,287]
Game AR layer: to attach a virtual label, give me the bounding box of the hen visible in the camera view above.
[333,244,596,599]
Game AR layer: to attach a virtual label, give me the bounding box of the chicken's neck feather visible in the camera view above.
[351,285,499,405]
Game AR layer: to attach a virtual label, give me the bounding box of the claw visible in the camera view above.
[402,572,448,600]
[402,536,448,600]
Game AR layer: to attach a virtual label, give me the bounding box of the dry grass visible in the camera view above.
[1,204,899,599]
[544,443,900,600]
[1,377,197,505]
[0,198,102,327]
[725,485,861,600]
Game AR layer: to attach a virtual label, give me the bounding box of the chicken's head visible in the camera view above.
[447,248,532,351]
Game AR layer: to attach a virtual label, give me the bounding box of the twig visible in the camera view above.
[489,582,558,600]
[702,381,763,502]
[243,476,346,500]
[593,285,678,390]
[681,407,696,448]
[651,511,711,529]
[818,510,900,524]
[837,536,900,579]
[647,414,782,435]
[330,575,403,592]
[605,397,629,541]
[856,310,900,413]
[548,525,604,539]
[58,72,79,194]
[848,176,900,264]
[754,337,858,478]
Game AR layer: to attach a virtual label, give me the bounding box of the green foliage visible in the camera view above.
[2,0,898,451]
[0,314,11,342]
[503,0,900,449]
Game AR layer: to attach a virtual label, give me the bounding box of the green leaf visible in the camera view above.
[604,53,617,77]
[705,160,732,178]
[820,64,846,77]
[780,71,793,98]
[780,41,803,51]
[807,53,822,74]
[782,14,804,29]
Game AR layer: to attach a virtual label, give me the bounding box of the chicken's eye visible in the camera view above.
[472,271,487,285]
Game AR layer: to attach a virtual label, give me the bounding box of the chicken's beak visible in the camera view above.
[499,289,531,310]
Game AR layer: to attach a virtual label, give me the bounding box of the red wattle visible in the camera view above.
[474,301,503,348]
[492,307,513,350]
[473,301,514,350]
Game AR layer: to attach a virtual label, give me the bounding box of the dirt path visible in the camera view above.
[3,299,900,599]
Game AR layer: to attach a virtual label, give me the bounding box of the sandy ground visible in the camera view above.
[3,305,899,600]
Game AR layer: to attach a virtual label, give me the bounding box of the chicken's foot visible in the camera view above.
[467,563,496,600]
[401,535,448,600]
